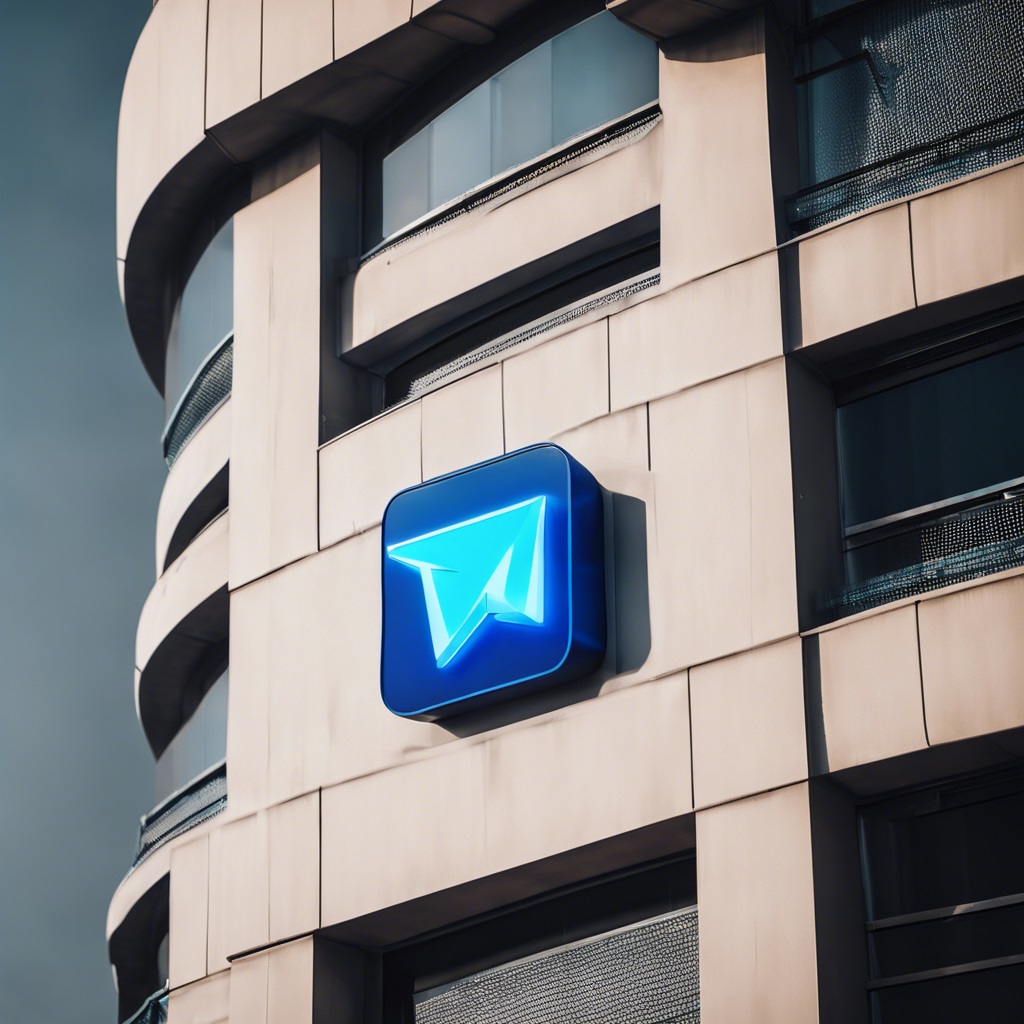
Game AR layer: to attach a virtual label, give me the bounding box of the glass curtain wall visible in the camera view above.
[791,0,1024,231]
[381,12,658,238]
[164,219,234,424]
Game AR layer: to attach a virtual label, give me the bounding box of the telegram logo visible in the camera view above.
[381,444,606,720]
[387,496,547,668]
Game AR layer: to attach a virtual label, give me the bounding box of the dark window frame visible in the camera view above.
[376,854,697,1024]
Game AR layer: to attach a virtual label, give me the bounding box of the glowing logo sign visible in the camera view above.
[388,496,547,668]
[381,444,606,720]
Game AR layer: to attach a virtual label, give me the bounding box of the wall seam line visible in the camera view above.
[915,601,931,746]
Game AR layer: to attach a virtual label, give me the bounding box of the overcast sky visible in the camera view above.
[0,3,168,1020]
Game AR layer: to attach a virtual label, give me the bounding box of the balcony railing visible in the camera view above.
[789,0,1024,233]
[134,762,226,868]
[821,490,1024,618]
[415,907,699,1024]
[125,989,168,1024]
[162,334,232,468]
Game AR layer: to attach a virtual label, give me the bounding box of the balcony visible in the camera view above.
[124,990,168,1024]
[162,334,232,468]
[822,488,1024,618]
[134,761,227,868]
[789,0,1024,234]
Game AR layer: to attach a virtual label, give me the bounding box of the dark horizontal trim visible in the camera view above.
[319,814,695,949]
[844,481,1024,543]
[868,891,1024,933]
[829,304,1024,404]
[867,952,1024,991]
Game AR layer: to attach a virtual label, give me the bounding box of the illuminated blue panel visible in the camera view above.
[381,444,606,720]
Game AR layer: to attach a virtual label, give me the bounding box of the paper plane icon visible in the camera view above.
[386,496,547,667]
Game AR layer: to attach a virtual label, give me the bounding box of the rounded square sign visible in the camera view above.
[381,443,606,720]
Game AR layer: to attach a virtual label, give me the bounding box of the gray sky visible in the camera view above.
[0,2,169,1020]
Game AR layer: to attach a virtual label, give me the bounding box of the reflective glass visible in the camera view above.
[837,345,1024,527]
[552,10,658,144]
[793,0,1024,230]
[492,42,553,176]
[165,219,233,420]
[153,670,228,802]
[429,81,492,210]
[381,12,658,239]
[382,128,430,238]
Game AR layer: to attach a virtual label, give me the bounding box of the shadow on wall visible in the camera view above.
[439,488,651,739]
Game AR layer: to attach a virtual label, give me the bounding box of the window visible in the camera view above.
[163,218,234,465]
[859,767,1024,1023]
[379,857,696,1024]
[153,667,228,804]
[381,12,658,239]
[827,332,1024,615]
[789,0,1024,232]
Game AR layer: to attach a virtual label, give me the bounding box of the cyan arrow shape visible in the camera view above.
[387,496,547,667]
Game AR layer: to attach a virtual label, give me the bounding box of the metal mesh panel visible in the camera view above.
[415,908,700,1024]
[823,497,1024,616]
[163,336,233,468]
[125,990,168,1024]
[134,763,226,868]
[790,0,1024,232]
[406,271,660,400]
[365,109,662,266]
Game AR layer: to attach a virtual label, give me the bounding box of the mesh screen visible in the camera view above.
[135,763,226,868]
[125,990,168,1024]
[823,496,1024,616]
[163,337,233,468]
[415,908,699,1024]
[790,0,1024,232]
[406,271,659,399]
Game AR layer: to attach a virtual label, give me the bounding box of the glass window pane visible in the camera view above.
[153,669,229,802]
[837,345,1024,527]
[552,12,658,144]
[491,41,553,175]
[166,219,234,418]
[429,81,492,210]
[383,126,431,238]
[380,11,658,240]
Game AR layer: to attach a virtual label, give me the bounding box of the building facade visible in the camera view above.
[108,1,1024,1022]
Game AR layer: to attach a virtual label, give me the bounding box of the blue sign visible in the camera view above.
[381,444,606,719]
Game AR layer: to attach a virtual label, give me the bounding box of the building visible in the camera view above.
[107,1,1024,1022]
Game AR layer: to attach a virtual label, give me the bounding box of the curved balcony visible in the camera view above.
[108,874,168,1023]
[347,109,662,362]
[162,334,232,468]
[155,397,230,576]
[124,990,168,1024]
[137,760,227,868]
[136,511,228,759]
